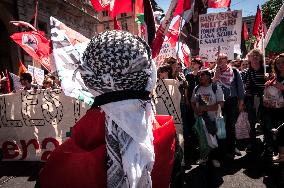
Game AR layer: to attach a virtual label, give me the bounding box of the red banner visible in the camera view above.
[10,31,51,72]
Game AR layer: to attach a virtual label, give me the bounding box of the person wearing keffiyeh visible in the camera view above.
[39,30,172,188]
[79,30,156,187]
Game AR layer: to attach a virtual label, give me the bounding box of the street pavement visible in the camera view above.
[1,140,284,188]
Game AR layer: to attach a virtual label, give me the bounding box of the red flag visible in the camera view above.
[10,31,51,72]
[174,0,191,16]
[113,17,121,30]
[152,0,178,58]
[252,5,265,49]
[90,0,109,11]
[243,23,248,41]
[110,0,132,17]
[253,5,262,37]
[165,17,182,47]
[208,0,231,8]
[91,0,132,18]
[5,69,11,93]
[18,60,28,76]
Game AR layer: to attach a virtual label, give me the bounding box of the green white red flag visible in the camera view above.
[135,0,144,24]
[265,4,284,54]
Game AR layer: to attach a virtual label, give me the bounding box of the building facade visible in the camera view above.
[242,15,255,35]
[0,0,99,74]
[96,10,139,35]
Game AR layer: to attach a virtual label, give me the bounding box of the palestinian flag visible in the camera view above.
[135,0,144,24]
[265,4,284,54]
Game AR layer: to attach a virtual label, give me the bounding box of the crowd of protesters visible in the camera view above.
[157,49,284,167]
[1,49,284,167]
[0,71,61,93]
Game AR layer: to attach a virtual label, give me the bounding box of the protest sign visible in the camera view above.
[154,42,176,67]
[0,90,89,161]
[153,79,183,150]
[28,65,45,85]
[199,10,242,61]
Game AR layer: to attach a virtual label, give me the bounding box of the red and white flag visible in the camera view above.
[90,0,110,10]
[253,5,266,49]
[165,16,182,47]
[152,0,178,58]
[10,31,51,71]
[208,0,231,8]
[177,42,190,67]
[91,0,132,18]
[174,0,191,16]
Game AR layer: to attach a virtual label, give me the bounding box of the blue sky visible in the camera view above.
[156,0,268,17]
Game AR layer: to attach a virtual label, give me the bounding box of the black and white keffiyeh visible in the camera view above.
[79,30,157,188]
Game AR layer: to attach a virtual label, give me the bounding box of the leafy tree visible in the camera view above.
[262,0,283,27]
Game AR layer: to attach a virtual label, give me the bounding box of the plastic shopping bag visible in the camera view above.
[192,117,211,158]
[202,122,218,148]
[235,112,251,139]
[216,105,226,139]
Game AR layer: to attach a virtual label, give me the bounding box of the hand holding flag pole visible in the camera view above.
[10,21,37,31]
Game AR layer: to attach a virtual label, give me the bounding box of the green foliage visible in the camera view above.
[262,0,283,27]
[245,35,256,52]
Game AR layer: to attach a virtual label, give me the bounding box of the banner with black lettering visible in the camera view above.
[153,79,183,151]
[199,10,242,61]
[0,90,89,161]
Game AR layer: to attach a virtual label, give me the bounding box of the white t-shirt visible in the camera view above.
[191,84,224,120]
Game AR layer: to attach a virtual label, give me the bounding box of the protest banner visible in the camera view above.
[199,10,242,61]
[153,79,183,150]
[50,17,94,105]
[0,90,89,161]
[28,65,45,85]
[154,42,176,67]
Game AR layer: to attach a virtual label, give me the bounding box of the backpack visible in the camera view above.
[195,83,218,95]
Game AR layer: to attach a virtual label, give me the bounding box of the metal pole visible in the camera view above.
[176,17,184,59]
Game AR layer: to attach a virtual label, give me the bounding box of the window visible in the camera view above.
[104,22,110,30]
[121,20,128,31]
[121,13,127,17]
[247,28,251,33]
[102,10,109,17]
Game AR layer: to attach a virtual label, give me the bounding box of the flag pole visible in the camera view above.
[133,0,136,35]
[32,0,39,85]
[33,0,39,28]
[261,10,266,76]
[176,17,184,60]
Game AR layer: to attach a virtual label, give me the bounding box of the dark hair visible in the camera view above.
[163,57,177,65]
[20,73,32,83]
[191,57,203,69]
[273,53,284,77]
[198,70,212,82]
[157,64,171,76]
